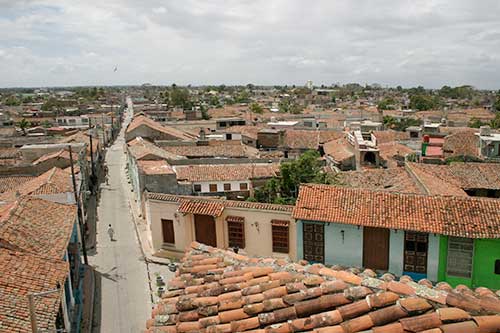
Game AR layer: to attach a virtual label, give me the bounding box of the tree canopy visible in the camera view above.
[251,150,336,204]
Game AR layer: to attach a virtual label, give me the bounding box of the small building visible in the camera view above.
[215,117,246,130]
[144,193,296,260]
[293,184,500,290]
[0,196,83,332]
[476,126,500,160]
[125,115,197,142]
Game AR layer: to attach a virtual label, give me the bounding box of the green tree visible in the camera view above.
[3,95,20,106]
[18,118,30,135]
[170,87,191,109]
[468,117,486,128]
[409,94,442,111]
[377,97,396,110]
[493,96,500,112]
[249,102,263,114]
[279,98,303,114]
[252,150,336,204]
[490,113,500,129]
[41,120,52,128]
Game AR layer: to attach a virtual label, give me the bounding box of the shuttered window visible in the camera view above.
[227,216,245,249]
[404,232,428,274]
[224,183,231,191]
[272,220,289,253]
[209,184,218,192]
[447,237,474,278]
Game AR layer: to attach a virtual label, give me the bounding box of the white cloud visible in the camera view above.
[0,0,499,88]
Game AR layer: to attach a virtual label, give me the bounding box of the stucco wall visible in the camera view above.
[388,230,404,275]
[298,220,440,280]
[220,207,296,260]
[145,198,296,260]
[195,180,250,193]
[296,221,363,267]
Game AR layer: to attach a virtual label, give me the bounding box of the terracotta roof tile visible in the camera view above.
[174,163,279,182]
[293,184,500,238]
[147,193,294,213]
[0,196,77,259]
[0,248,68,333]
[127,115,196,141]
[128,137,183,160]
[162,144,259,158]
[137,160,175,175]
[0,175,36,193]
[146,243,500,333]
[336,168,423,194]
[0,167,74,202]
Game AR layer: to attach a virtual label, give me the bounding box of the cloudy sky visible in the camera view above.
[1,0,499,88]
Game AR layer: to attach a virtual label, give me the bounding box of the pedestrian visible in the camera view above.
[107,224,115,241]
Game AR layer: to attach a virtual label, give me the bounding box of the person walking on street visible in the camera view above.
[107,224,115,241]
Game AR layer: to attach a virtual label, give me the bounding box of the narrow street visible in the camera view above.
[88,103,152,333]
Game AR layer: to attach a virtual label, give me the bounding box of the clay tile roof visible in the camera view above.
[323,137,355,163]
[162,144,259,158]
[147,193,294,213]
[0,167,74,202]
[178,199,225,217]
[223,125,262,140]
[405,163,467,197]
[378,142,414,168]
[146,242,500,333]
[0,248,68,333]
[372,130,410,143]
[443,130,479,157]
[293,184,500,238]
[32,149,78,165]
[174,163,280,182]
[0,196,77,259]
[128,137,184,160]
[282,130,320,149]
[127,115,196,141]
[408,162,500,191]
[0,175,36,193]
[137,160,175,175]
[336,168,424,194]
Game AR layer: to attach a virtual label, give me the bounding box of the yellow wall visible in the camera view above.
[145,198,296,260]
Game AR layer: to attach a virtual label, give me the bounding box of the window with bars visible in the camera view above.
[447,237,474,278]
[193,184,201,192]
[227,220,245,248]
[224,183,231,191]
[239,183,248,190]
[272,225,289,253]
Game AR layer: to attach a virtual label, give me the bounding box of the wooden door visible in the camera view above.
[303,223,324,263]
[404,232,428,274]
[161,219,174,244]
[194,214,217,247]
[363,227,390,270]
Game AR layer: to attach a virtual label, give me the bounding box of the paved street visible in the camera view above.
[89,103,152,333]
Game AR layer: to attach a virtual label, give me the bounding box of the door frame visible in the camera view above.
[362,227,390,271]
[302,222,325,264]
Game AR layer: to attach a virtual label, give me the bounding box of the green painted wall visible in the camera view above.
[472,239,500,290]
[438,236,500,290]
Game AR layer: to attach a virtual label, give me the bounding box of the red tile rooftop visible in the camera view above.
[146,242,500,333]
[293,184,500,238]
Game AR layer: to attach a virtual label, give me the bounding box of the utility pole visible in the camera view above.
[88,118,95,184]
[68,145,88,265]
